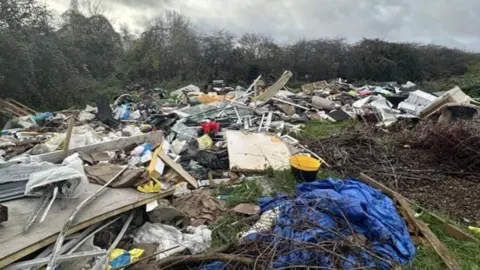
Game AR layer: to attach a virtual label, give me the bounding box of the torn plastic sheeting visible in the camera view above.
[204,178,415,270]
[133,222,211,259]
[0,162,58,184]
[114,104,130,120]
[25,154,89,199]
[78,111,96,122]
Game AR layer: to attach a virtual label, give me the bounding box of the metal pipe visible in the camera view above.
[91,211,135,270]
[46,166,129,270]
[67,215,124,255]
[5,250,106,270]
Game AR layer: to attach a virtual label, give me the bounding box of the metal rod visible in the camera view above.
[46,166,129,270]
[67,215,124,255]
[91,211,135,270]
[233,107,241,124]
[271,97,310,110]
[245,75,262,93]
[5,250,106,270]
[265,112,273,131]
[40,186,58,223]
[258,113,265,132]
[24,191,51,232]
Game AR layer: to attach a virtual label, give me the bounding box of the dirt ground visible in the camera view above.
[302,124,480,225]
[367,169,480,224]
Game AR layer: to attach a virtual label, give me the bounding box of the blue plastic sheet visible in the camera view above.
[204,178,415,269]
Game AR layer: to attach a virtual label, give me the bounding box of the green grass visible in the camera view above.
[299,119,357,140]
[215,181,263,207]
[407,213,480,270]
[264,168,298,196]
[210,213,249,248]
[317,170,341,179]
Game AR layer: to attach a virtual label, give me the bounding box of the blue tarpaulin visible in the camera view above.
[204,178,415,269]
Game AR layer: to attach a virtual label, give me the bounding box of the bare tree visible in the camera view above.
[80,0,107,16]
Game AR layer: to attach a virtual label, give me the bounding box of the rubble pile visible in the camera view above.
[0,71,477,269]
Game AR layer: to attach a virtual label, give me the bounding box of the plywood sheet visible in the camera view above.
[226,131,291,172]
[0,184,173,268]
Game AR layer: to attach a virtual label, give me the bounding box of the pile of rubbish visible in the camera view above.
[0,70,477,269]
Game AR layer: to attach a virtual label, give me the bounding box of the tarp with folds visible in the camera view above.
[203,178,415,269]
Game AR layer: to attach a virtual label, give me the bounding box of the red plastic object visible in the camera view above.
[201,121,220,134]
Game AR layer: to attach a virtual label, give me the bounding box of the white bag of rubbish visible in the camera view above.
[133,223,211,260]
[78,111,96,122]
[69,126,102,149]
[25,153,89,198]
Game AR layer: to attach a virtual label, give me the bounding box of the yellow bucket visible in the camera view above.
[290,155,321,182]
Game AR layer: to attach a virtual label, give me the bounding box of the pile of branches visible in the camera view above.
[396,120,480,172]
[302,125,401,179]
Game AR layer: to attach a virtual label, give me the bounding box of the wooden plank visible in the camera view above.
[6,98,37,115]
[63,118,75,154]
[0,132,163,169]
[157,150,198,189]
[226,130,291,172]
[0,99,30,117]
[358,173,461,270]
[443,223,479,243]
[0,184,173,268]
[256,71,293,102]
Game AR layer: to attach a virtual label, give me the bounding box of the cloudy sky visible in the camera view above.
[48,0,480,51]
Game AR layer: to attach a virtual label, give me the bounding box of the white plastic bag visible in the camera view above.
[25,154,89,198]
[78,111,96,122]
[133,223,211,257]
[0,161,58,184]
[68,125,102,149]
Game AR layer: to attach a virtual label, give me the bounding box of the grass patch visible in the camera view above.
[210,213,249,248]
[408,212,480,270]
[317,170,341,179]
[299,119,357,140]
[215,181,263,207]
[264,168,297,196]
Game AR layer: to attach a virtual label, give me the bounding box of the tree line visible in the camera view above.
[1,0,478,111]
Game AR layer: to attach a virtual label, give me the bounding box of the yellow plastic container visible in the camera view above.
[290,155,321,182]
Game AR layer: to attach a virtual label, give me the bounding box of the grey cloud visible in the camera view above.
[50,0,480,51]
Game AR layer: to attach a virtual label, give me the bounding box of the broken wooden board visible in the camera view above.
[0,132,163,169]
[256,71,293,102]
[157,150,198,189]
[358,173,461,270]
[0,184,173,268]
[226,130,291,172]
